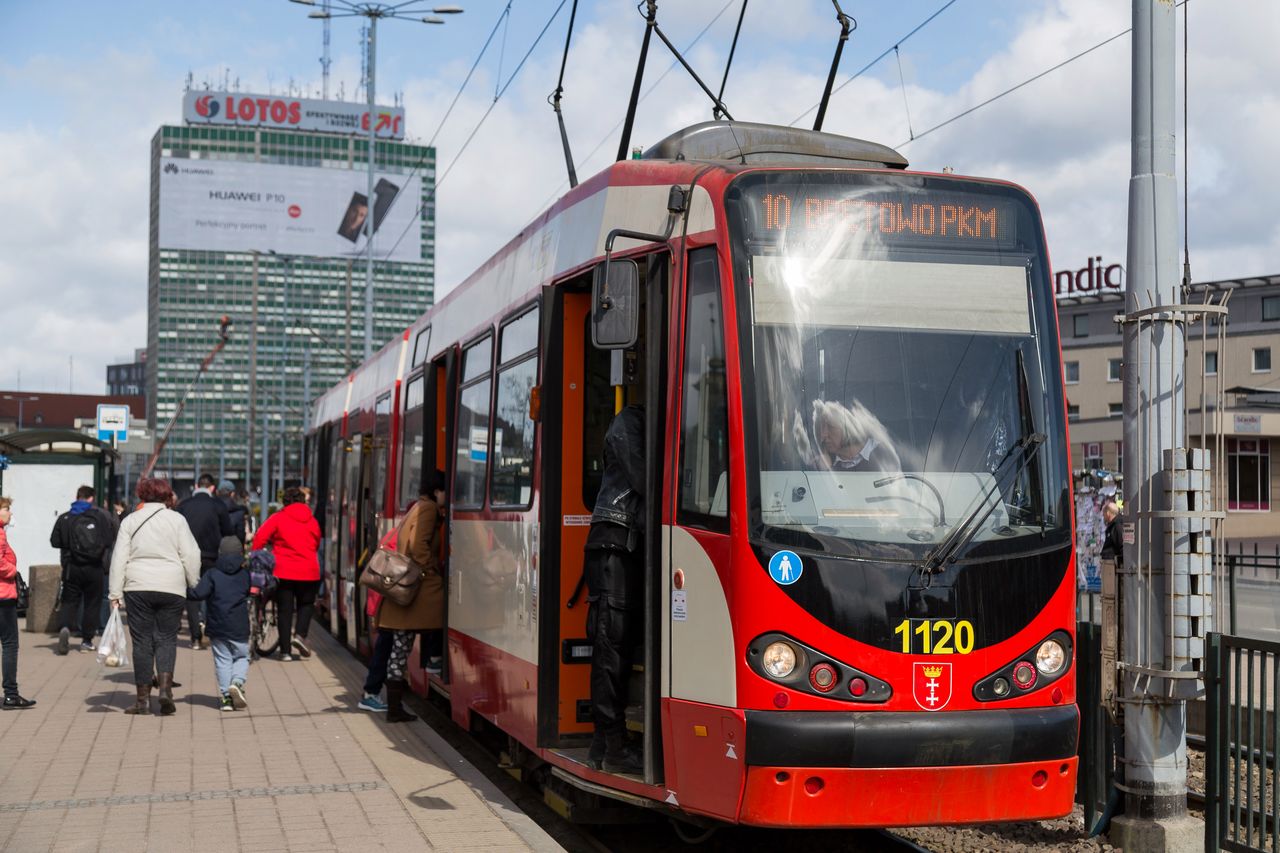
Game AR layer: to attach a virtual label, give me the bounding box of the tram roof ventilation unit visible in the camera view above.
[643,121,909,170]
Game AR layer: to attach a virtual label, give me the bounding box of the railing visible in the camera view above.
[1076,591,1119,836]
[1205,632,1280,852]
[1225,543,1280,636]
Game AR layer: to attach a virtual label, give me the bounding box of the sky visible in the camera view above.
[0,0,1276,395]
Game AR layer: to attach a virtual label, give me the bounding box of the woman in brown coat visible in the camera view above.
[377,469,446,722]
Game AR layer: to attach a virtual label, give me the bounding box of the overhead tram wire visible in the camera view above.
[787,0,959,128]
[894,5,1194,150]
[525,0,737,221]
[379,0,570,263]
[348,0,512,245]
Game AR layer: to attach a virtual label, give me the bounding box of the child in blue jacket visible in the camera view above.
[188,536,251,711]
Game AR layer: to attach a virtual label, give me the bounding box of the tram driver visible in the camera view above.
[584,404,645,775]
[810,398,901,473]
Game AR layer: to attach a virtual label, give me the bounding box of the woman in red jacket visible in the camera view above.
[0,497,35,708]
[252,487,321,661]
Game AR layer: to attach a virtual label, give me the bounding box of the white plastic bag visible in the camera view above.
[97,608,131,669]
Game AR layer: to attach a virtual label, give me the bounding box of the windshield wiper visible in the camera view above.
[921,432,1046,573]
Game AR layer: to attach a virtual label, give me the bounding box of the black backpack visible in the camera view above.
[67,512,109,563]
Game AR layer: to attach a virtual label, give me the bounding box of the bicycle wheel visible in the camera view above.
[255,597,281,657]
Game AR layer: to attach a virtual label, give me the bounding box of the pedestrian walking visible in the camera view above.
[373,470,447,723]
[109,477,201,715]
[251,486,321,661]
[0,498,35,709]
[176,473,233,649]
[50,485,117,654]
[217,480,247,546]
[187,536,251,712]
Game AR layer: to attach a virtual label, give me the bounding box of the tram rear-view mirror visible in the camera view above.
[591,258,640,350]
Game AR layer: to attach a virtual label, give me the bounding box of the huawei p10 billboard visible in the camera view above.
[157,157,423,262]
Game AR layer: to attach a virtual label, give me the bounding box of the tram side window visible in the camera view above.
[454,334,494,508]
[678,247,730,531]
[372,393,392,512]
[399,374,426,512]
[492,305,540,508]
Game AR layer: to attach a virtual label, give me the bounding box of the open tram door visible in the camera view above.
[408,344,456,692]
[539,248,669,787]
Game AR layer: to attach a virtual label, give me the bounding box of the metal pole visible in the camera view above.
[194,384,202,484]
[364,14,377,360]
[345,260,353,370]
[260,410,270,527]
[282,257,291,483]
[278,430,285,493]
[1114,0,1195,845]
[249,252,259,499]
[303,343,312,436]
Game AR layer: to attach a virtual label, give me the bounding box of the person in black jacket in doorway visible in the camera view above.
[177,474,233,649]
[188,536,251,712]
[584,405,645,775]
[50,486,118,654]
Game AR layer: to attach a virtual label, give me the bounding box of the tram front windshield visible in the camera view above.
[726,172,1070,563]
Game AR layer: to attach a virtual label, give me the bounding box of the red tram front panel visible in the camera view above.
[657,167,1078,826]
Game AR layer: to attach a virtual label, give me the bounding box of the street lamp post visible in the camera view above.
[3,395,40,431]
[290,0,462,359]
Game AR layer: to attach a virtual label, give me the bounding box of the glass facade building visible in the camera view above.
[148,123,435,488]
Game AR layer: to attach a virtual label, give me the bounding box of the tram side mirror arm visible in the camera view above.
[591,257,641,350]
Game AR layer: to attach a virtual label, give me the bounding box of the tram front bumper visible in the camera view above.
[738,706,1079,827]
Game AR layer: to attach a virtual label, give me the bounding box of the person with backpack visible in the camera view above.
[50,485,118,654]
[176,474,233,649]
[188,536,252,712]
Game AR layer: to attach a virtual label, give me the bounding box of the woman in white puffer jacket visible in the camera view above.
[109,478,200,716]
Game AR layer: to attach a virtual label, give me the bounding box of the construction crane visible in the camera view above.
[141,316,232,479]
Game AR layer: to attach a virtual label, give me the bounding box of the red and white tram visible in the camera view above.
[306,121,1079,827]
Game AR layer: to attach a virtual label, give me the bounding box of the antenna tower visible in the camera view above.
[321,0,332,99]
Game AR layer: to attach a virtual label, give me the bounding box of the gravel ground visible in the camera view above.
[891,805,1120,853]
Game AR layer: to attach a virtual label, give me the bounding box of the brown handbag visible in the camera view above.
[357,546,425,608]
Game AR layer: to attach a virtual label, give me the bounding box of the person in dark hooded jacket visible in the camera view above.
[188,536,251,712]
[584,405,645,774]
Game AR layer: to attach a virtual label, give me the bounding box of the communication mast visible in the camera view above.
[321,0,332,99]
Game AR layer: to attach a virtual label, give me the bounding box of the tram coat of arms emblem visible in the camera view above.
[912,662,953,711]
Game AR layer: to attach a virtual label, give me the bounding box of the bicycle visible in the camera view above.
[249,589,280,661]
[247,548,280,661]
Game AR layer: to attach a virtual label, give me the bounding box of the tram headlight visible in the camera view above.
[762,642,797,679]
[1035,639,1067,675]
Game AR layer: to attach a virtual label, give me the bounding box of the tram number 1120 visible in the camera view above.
[893,619,975,655]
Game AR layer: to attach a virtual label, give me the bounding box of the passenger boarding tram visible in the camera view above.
[307,121,1078,828]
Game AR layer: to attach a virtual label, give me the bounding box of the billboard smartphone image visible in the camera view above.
[158,158,422,261]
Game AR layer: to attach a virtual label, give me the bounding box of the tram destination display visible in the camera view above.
[736,175,1023,254]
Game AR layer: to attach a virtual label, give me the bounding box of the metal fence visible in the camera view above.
[1225,544,1280,636]
[1076,591,1119,836]
[1205,632,1280,852]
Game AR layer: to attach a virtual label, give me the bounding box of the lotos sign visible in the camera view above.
[182,91,405,140]
[1055,256,1123,299]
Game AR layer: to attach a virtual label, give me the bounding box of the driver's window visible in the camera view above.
[678,248,729,531]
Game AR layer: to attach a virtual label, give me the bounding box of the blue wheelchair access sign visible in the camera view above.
[768,550,803,585]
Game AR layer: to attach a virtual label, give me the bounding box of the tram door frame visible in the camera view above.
[325,427,346,638]
[538,252,670,787]
[416,348,456,684]
[340,431,367,652]
[357,392,394,657]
